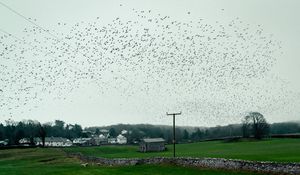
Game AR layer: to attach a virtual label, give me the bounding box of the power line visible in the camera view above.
[0,1,91,60]
[0,1,48,33]
[0,1,145,91]
[0,1,71,42]
[0,1,171,120]
[0,28,83,73]
[0,28,23,42]
[0,28,165,120]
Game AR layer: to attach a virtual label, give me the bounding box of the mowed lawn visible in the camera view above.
[64,138,300,162]
[0,148,266,175]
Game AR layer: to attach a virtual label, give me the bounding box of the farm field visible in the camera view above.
[0,147,266,175]
[64,138,300,162]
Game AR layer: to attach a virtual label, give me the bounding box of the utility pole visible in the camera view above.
[166,112,181,158]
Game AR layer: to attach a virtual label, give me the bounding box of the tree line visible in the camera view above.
[1,112,299,146]
[0,119,84,145]
[88,112,299,143]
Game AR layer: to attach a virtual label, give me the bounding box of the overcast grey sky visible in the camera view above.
[0,0,300,127]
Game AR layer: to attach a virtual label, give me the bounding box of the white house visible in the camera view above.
[107,138,117,144]
[35,137,72,147]
[99,134,106,139]
[100,129,109,134]
[117,134,127,144]
[0,140,8,146]
[19,138,31,145]
[121,130,128,135]
[73,138,93,146]
[99,134,108,144]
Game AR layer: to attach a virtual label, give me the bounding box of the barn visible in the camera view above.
[139,138,166,152]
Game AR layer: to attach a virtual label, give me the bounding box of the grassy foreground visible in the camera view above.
[64,138,300,162]
[0,148,266,175]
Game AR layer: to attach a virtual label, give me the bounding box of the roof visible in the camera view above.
[121,130,128,134]
[19,138,30,143]
[100,129,109,133]
[99,134,106,138]
[142,138,165,143]
[73,138,92,143]
[117,134,126,139]
[0,140,8,144]
[35,137,71,143]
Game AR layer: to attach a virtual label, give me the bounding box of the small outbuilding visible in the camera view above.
[139,138,166,152]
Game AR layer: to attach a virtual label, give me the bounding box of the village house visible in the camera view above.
[107,137,117,144]
[99,134,108,144]
[139,138,166,152]
[92,136,101,145]
[35,137,72,147]
[116,134,127,144]
[19,138,31,146]
[0,139,8,147]
[121,130,128,135]
[99,129,109,135]
[73,138,94,146]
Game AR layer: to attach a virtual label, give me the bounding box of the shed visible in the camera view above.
[139,138,165,152]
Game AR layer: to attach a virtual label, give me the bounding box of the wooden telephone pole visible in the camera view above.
[166,112,181,158]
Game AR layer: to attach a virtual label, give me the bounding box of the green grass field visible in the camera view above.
[0,148,266,175]
[64,138,300,162]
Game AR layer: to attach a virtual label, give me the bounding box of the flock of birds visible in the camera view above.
[0,7,298,125]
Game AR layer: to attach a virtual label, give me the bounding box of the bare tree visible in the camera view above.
[242,112,270,139]
[38,124,46,147]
